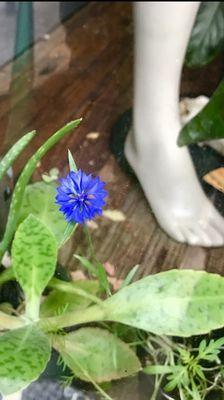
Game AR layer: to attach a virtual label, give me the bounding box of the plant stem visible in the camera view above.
[84,224,94,260]
[40,303,106,332]
[25,295,40,322]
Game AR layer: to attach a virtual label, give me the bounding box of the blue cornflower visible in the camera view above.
[56,170,108,224]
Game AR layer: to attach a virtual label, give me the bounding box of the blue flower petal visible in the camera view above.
[56,169,108,224]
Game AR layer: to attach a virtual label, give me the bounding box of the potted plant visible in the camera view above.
[0,120,224,400]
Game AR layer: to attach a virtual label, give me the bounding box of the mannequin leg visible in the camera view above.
[125,1,224,246]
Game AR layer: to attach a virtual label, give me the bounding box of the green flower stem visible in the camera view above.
[0,119,82,263]
[84,224,94,259]
[40,303,106,332]
[0,267,15,285]
[0,311,25,330]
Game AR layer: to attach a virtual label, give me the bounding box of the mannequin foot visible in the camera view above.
[125,125,224,246]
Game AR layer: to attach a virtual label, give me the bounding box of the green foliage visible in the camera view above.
[41,280,99,317]
[18,181,67,246]
[185,2,224,68]
[0,119,81,262]
[102,269,224,336]
[12,215,57,320]
[178,80,224,146]
[1,121,224,398]
[75,254,111,296]
[0,325,51,396]
[144,335,224,400]
[54,328,141,383]
[0,130,36,183]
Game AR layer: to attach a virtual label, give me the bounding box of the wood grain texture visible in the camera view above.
[0,1,224,279]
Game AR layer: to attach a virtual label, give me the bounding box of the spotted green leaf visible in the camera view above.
[44,270,224,337]
[0,130,36,183]
[103,270,224,336]
[12,214,57,320]
[54,328,141,383]
[40,280,99,317]
[18,181,67,246]
[0,325,51,396]
[0,119,82,262]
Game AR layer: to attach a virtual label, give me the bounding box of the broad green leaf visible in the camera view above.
[0,119,82,262]
[0,325,51,395]
[18,181,67,246]
[0,130,36,183]
[178,80,224,146]
[185,2,224,68]
[12,215,57,320]
[103,270,224,337]
[40,280,99,317]
[54,328,141,383]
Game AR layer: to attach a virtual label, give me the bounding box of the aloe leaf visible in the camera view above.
[0,119,81,262]
[0,130,36,183]
[12,215,57,321]
[0,325,51,396]
[54,328,141,383]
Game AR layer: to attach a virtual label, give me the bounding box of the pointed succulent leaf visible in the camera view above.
[0,130,36,183]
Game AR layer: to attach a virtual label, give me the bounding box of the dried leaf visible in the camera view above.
[103,209,126,222]
[203,168,224,193]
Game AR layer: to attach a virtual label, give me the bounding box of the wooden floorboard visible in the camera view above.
[0,1,224,278]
